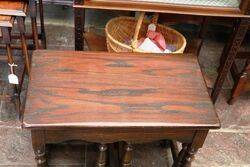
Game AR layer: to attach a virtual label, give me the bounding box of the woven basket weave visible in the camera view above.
[105,12,186,53]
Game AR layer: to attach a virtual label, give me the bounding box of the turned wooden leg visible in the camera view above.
[29,0,40,49]
[228,60,249,104]
[170,140,180,163]
[173,131,208,167]
[96,144,108,167]
[172,143,188,167]
[31,130,47,167]
[181,145,198,167]
[212,18,250,103]
[38,0,46,49]
[122,142,133,167]
[74,7,85,51]
[17,17,30,75]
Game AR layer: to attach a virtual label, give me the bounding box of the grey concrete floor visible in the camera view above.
[0,4,250,167]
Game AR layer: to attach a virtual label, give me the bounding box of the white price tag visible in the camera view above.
[8,74,19,84]
[8,63,19,85]
[148,23,156,32]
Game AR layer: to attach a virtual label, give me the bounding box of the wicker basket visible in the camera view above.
[105,12,186,53]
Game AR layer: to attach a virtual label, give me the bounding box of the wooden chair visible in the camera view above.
[205,18,250,104]
[29,0,46,49]
[0,0,46,49]
[185,17,250,104]
[228,53,250,104]
[0,1,31,119]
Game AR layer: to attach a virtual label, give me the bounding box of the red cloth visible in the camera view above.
[147,30,166,51]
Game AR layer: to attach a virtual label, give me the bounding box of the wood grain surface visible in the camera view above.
[23,50,220,129]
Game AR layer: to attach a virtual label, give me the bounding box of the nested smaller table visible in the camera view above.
[23,50,220,167]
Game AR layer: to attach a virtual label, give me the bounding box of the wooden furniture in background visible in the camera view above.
[0,0,46,49]
[229,53,250,104]
[0,0,31,119]
[0,0,47,117]
[73,0,250,103]
[23,50,220,166]
[28,0,46,49]
[42,0,73,6]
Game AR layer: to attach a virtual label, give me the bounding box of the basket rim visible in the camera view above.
[105,17,134,50]
[105,16,187,53]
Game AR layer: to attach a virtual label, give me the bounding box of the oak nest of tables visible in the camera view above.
[23,50,220,166]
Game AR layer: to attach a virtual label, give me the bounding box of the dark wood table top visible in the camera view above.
[23,50,220,129]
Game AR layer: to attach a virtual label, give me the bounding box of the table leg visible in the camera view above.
[173,130,208,167]
[121,142,133,167]
[74,7,85,51]
[172,143,188,167]
[96,143,108,167]
[170,140,179,163]
[31,130,47,167]
[211,18,250,103]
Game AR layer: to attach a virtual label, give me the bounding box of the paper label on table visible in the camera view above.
[8,74,19,85]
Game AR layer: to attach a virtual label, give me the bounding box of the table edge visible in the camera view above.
[22,121,220,130]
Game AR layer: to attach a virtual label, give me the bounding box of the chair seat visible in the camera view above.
[134,0,240,8]
[0,0,27,17]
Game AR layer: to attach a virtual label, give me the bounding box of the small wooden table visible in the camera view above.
[23,50,220,167]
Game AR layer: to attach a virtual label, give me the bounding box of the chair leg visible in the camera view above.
[17,17,30,75]
[31,17,40,49]
[228,60,249,104]
[1,27,21,115]
[38,0,46,49]
[29,0,40,49]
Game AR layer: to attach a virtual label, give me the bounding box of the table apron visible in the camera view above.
[40,129,200,144]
